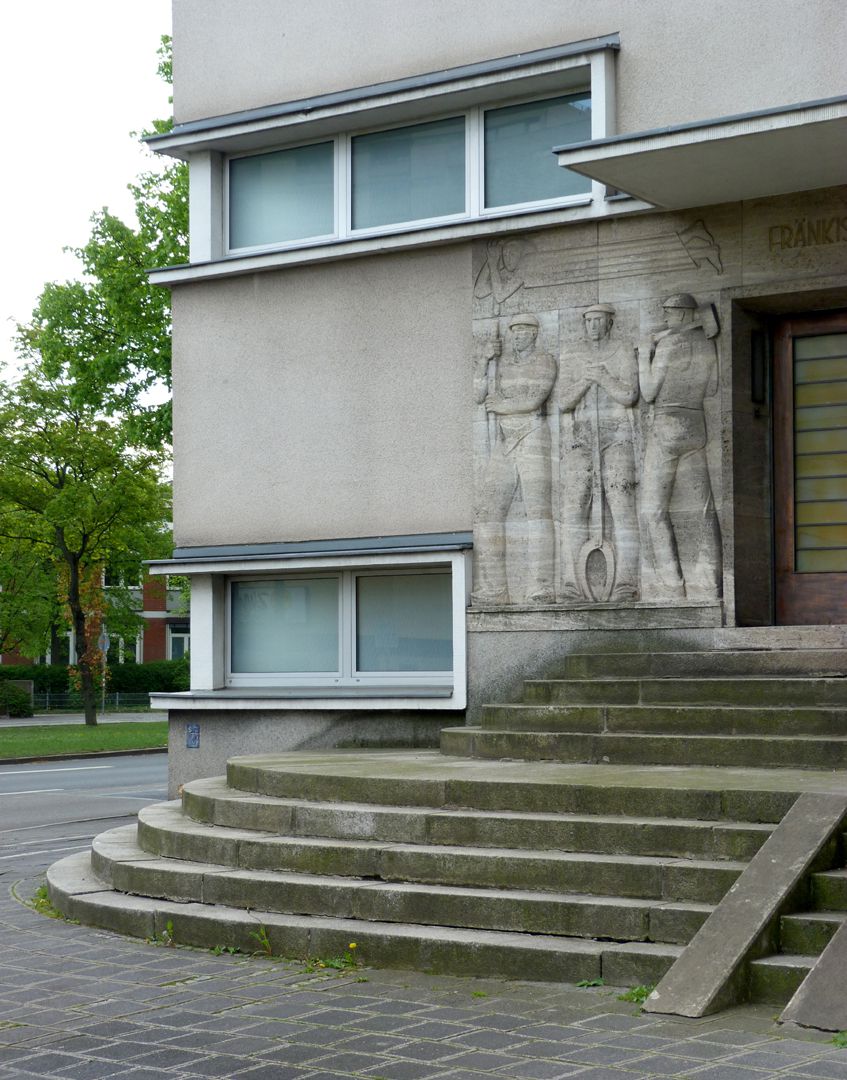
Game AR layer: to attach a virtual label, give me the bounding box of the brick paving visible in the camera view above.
[2,872,846,1080]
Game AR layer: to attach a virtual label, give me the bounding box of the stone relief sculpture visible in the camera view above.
[558,305,640,602]
[473,239,532,314]
[676,220,724,274]
[638,294,722,600]
[472,313,556,605]
[470,225,725,612]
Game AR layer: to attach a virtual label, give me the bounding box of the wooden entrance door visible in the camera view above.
[774,311,847,624]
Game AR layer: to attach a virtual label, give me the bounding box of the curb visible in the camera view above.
[0,746,168,766]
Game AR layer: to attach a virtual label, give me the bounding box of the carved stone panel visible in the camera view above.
[471,216,726,612]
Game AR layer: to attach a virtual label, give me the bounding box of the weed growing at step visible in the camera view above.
[618,984,655,1004]
[302,942,360,973]
[211,944,240,956]
[26,884,78,924]
[147,919,176,947]
[472,991,488,998]
[576,977,605,988]
[249,924,273,956]
[832,1031,847,1049]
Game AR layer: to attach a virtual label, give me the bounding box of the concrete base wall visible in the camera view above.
[467,625,723,722]
[167,709,453,796]
[466,623,847,722]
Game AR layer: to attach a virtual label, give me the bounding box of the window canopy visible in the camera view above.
[554,96,847,210]
[148,34,619,161]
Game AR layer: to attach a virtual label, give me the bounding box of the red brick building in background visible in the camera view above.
[0,576,189,667]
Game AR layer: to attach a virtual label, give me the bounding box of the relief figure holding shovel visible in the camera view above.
[558,304,640,602]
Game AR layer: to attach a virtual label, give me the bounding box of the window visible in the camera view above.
[168,625,191,661]
[229,141,335,248]
[484,93,591,209]
[351,116,466,230]
[226,92,591,253]
[227,568,453,689]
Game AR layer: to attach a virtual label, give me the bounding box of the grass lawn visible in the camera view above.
[0,722,168,760]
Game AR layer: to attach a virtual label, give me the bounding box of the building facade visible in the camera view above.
[147,0,847,792]
[0,578,189,668]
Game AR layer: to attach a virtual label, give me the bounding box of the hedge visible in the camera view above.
[0,665,69,692]
[107,658,189,693]
[0,658,189,695]
[0,682,34,718]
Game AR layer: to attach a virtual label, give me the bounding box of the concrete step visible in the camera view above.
[441,727,847,770]
[748,953,815,1005]
[92,825,713,945]
[229,750,847,822]
[483,702,847,736]
[523,677,847,710]
[779,910,846,954]
[557,650,847,679]
[182,777,773,861]
[47,850,682,986]
[811,868,847,909]
[136,803,745,903]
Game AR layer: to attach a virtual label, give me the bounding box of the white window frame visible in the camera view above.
[478,88,593,217]
[226,570,344,686]
[167,625,191,661]
[154,42,626,280]
[343,114,472,240]
[225,135,341,254]
[224,89,593,256]
[148,549,469,711]
[226,564,455,690]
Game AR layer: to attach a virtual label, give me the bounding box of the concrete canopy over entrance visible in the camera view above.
[554,97,847,209]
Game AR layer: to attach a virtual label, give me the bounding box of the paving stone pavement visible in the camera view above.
[2,871,846,1080]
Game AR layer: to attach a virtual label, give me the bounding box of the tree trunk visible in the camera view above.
[67,557,98,726]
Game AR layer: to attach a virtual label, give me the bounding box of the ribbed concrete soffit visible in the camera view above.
[554,96,847,210]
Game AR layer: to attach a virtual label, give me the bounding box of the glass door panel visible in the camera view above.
[774,313,847,623]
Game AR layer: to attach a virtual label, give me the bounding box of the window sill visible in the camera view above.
[150,687,459,711]
[148,196,649,287]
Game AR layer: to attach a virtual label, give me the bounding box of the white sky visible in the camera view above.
[0,0,173,374]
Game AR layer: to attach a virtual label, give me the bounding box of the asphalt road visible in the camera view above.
[0,752,167,876]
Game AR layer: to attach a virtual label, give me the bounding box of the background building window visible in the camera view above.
[167,624,191,661]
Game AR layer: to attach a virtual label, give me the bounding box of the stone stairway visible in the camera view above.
[749,845,847,1004]
[49,639,847,1000]
[443,647,847,768]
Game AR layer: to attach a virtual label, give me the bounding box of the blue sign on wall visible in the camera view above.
[186,723,200,749]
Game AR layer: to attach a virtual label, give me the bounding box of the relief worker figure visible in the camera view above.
[473,313,556,605]
[473,238,529,313]
[638,293,721,599]
[558,304,640,602]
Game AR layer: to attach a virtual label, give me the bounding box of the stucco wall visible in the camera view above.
[172,0,846,128]
[172,244,472,547]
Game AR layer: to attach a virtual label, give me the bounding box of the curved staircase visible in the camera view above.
[49,642,847,1000]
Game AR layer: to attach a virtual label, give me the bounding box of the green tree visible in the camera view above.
[0,540,57,659]
[0,367,171,724]
[15,37,186,447]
